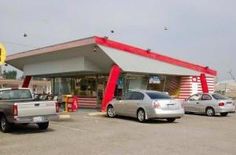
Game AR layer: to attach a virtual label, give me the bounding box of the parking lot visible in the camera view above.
[0,110,236,155]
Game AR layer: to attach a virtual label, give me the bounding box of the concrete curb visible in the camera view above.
[88,112,106,116]
[59,114,71,119]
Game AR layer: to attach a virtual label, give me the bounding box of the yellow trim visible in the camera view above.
[0,43,7,64]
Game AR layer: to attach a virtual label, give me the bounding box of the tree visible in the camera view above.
[3,70,17,79]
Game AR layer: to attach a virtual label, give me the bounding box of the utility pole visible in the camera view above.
[228,70,236,82]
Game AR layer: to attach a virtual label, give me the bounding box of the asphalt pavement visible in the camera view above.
[0,110,236,155]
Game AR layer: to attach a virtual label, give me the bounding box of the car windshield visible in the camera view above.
[146,92,171,99]
[212,93,229,100]
[0,89,32,100]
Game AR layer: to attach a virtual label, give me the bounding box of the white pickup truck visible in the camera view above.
[0,88,59,133]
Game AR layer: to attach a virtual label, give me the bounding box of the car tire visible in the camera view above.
[107,105,116,118]
[137,109,146,123]
[37,122,49,130]
[220,112,228,117]
[206,107,215,116]
[0,115,12,133]
[167,118,176,123]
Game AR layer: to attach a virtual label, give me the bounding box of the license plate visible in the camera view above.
[167,104,177,110]
[33,116,44,122]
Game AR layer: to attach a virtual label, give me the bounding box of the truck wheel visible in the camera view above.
[37,122,49,130]
[0,115,12,133]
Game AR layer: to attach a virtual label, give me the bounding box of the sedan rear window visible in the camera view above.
[212,93,229,100]
[146,92,171,99]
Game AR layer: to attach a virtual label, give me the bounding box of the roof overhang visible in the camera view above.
[6,36,217,77]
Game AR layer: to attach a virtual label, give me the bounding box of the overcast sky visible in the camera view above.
[0,0,235,81]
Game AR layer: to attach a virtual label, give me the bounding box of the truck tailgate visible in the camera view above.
[16,101,57,117]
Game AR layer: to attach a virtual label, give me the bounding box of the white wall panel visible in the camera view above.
[24,56,85,75]
[100,46,208,76]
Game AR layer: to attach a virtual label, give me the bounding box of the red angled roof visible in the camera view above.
[6,36,217,76]
[95,36,217,76]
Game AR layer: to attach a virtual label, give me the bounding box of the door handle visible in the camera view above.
[196,102,199,104]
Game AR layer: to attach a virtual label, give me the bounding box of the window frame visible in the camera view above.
[130,92,145,100]
[146,92,171,100]
[0,89,33,100]
[201,94,212,101]
[187,94,201,101]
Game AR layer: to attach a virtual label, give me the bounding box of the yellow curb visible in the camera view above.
[88,112,106,116]
[59,114,71,119]
[59,111,70,114]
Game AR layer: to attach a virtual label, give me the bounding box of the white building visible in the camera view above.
[6,36,217,111]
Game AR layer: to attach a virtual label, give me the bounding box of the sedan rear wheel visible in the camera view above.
[206,107,215,116]
[167,118,176,123]
[107,105,116,118]
[137,109,146,123]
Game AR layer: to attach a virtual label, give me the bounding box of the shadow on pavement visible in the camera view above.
[8,124,55,135]
[102,115,180,124]
[184,112,235,118]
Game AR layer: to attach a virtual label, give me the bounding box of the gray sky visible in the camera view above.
[0,0,235,81]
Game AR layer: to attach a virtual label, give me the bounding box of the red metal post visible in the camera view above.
[22,76,32,88]
[101,64,121,112]
[200,73,209,93]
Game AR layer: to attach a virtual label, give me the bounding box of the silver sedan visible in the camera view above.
[106,90,184,122]
[184,93,235,116]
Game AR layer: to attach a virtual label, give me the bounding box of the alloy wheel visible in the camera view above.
[1,117,6,131]
[137,110,145,122]
[107,106,115,118]
[206,108,215,116]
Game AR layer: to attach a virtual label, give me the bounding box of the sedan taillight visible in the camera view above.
[153,101,160,109]
[218,102,225,107]
[13,104,18,116]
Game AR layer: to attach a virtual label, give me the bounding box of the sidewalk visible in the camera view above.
[58,109,104,120]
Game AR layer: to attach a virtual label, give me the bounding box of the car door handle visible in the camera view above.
[196,102,199,104]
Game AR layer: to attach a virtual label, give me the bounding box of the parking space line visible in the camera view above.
[51,122,88,132]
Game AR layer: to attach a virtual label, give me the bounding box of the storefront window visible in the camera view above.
[125,74,148,91]
[74,76,97,97]
[53,78,72,95]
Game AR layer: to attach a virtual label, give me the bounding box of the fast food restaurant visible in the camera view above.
[6,36,217,111]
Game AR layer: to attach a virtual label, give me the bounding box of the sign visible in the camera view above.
[0,43,7,64]
[149,76,161,84]
[192,83,198,94]
[192,76,199,82]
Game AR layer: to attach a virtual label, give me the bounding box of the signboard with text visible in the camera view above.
[0,43,6,64]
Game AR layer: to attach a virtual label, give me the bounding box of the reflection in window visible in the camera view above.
[201,94,212,100]
[188,94,201,101]
[53,78,72,95]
